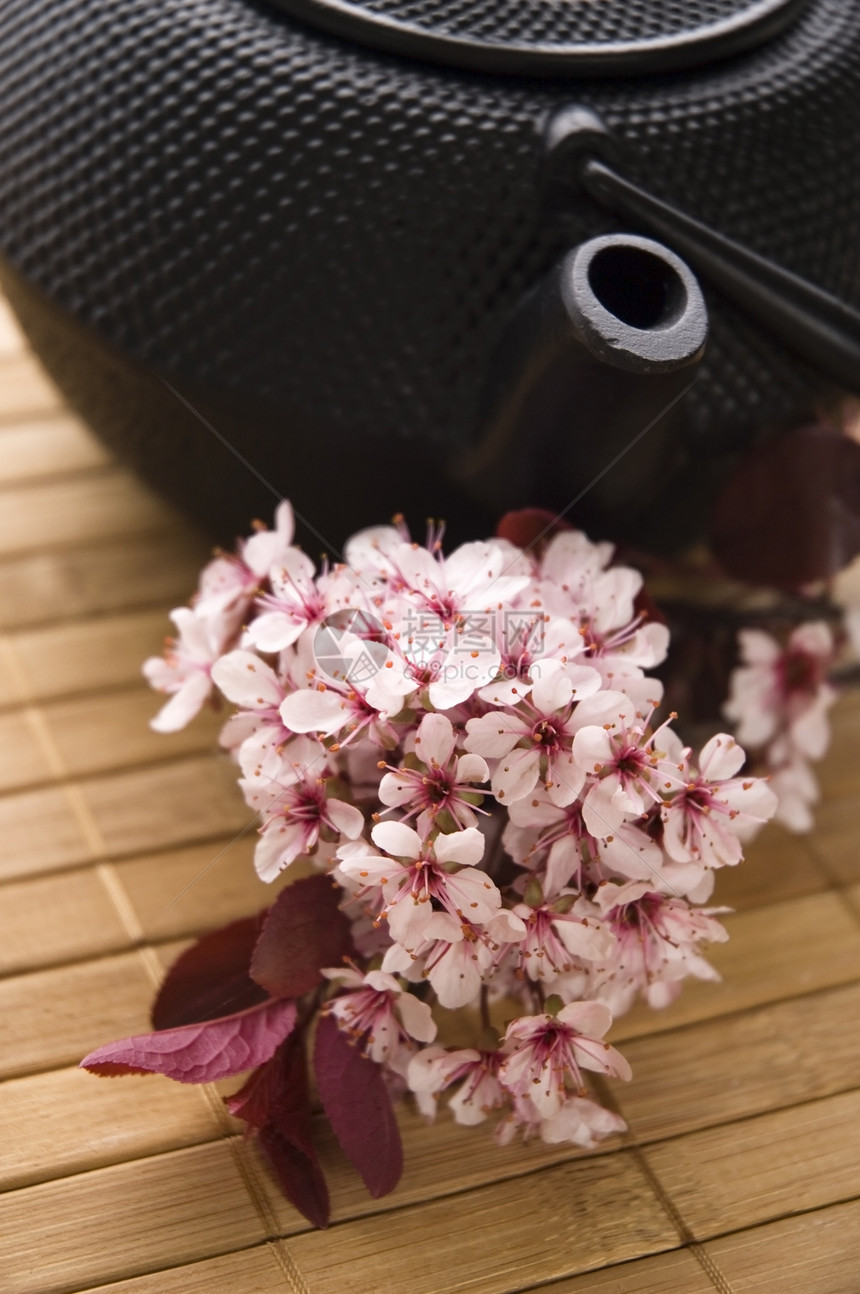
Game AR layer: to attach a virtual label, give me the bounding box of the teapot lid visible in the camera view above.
[264,0,810,77]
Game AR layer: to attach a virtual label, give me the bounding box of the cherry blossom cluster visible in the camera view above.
[724,623,836,832]
[142,501,777,1159]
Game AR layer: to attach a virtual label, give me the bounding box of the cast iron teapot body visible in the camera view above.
[0,0,858,548]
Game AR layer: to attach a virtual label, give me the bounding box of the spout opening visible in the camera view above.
[587,243,685,331]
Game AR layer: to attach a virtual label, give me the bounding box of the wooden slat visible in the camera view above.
[0,470,179,557]
[281,1153,679,1294]
[704,1198,860,1292]
[2,294,860,1294]
[0,531,206,631]
[0,783,93,881]
[43,685,224,780]
[0,296,25,358]
[0,708,52,792]
[0,1065,220,1191]
[814,688,860,801]
[67,1246,292,1294]
[80,755,252,857]
[811,793,860,886]
[116,838,271,941]
[0,641,21,707]
[0,951,154,1079]
[0,414,110,485]
[0,869,128,975]
[0,1142,268,1294]
[9,608,172,703]
[645,1088,860,1240]
[256,1103,613,1235]
[0,353,63,420]
[616,981,860,1142]
[711,822,826,911]
[516,1249,715,1293]
[613,890,860,1042]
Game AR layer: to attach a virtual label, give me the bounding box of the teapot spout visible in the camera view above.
[457,233,708,536]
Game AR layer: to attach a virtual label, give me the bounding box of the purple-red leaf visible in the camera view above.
[313,1011,402,1199]
[250,874,353,999]
[259,1127,330,1230]
[152,913,270,1029]
[239,1032,330,1229]
[711,423,860,588]
[496,508,571,556]
[81,998,297,1083]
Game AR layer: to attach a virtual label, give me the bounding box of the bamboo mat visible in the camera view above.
[2,291,860,1294]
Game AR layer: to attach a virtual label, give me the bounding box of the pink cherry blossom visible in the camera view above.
[134,497,787,1205]
[211,649,294,781]
[408,1045,506,1125]
[336,821,502,950]
[378,712,489,834]
[384,908,525,1008]
[509,895,614,984]
[499,1002,631,1119]
[660,732,778,868]
[143,607,225,733]
[504,788,663,893]
[591,882,729,1013]
[570,691,669,837]
[323,966,436,1075]
[242,738,364,881]
[537,1093,627,1147]
[465,663,599,807]
[724,623,836,758]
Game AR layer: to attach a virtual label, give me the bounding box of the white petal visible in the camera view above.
[698,733,745,780]
[371,819,423,859]
[415,712,455,766]
[150,672,211,733]
[211,650,283,709]
[455,753,490,784]
[463,712,523,759]
[279,687,346,735]
[395,991,438,1043]
[434,827,485,867]
[558,1000,613,1039]
[328,798,365,839]
[492,747,540,804]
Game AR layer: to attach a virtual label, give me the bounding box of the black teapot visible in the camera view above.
[0,0,858,551]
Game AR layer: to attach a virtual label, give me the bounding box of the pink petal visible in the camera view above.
[698,733,745,780]
[150,672,212,734]
[371,819,422,859]
[414,712,455,766]
[211,650,283,709]
[394,991,437,1043]
[327,798,365,839]
[492,747,540,804]
[280,688,346,735]
[558,1000,613,1038]
[463,712,523,759]
[434,827,485,867]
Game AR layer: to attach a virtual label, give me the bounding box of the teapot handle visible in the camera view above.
[545,106,860,396]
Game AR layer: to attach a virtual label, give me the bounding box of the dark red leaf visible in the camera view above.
[244,1032,330,1229]
[225,1052,281,1129]
[496,508,572,555]
[81,998,297,1083]
[152,913,270,1029]
[259,1127,330,1230]
[313,1011,402,1199]
[250,874,354,999]
[711,423,860,588]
